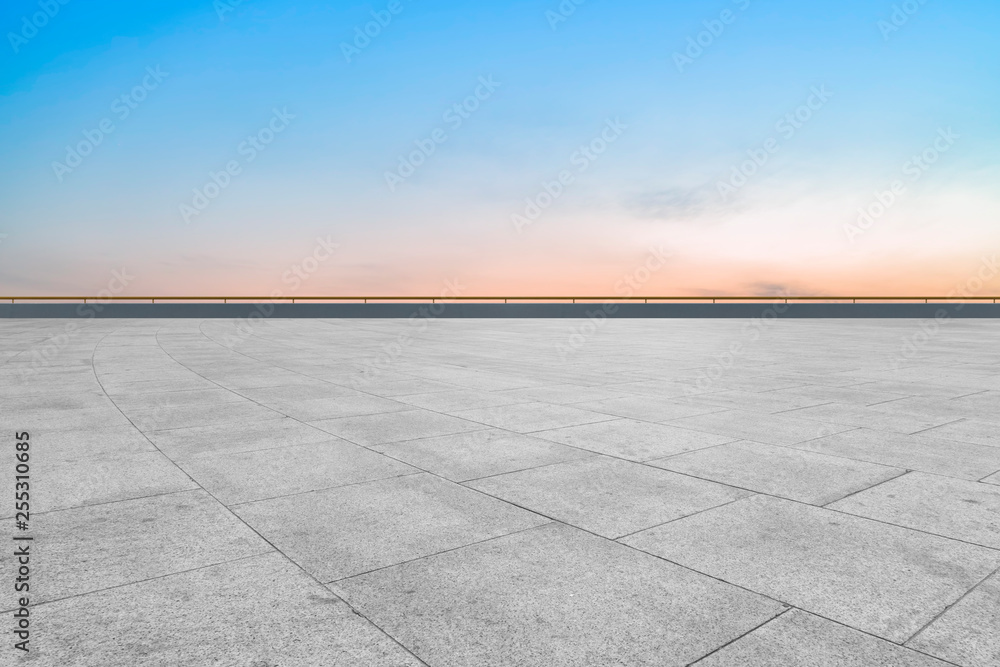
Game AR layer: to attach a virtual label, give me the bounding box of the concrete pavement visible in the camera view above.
[2,318,999,666]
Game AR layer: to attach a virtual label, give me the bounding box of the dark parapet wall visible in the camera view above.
[2,302,1000,318]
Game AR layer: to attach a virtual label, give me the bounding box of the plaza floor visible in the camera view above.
[2,318,999,666]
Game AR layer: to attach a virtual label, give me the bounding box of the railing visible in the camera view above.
[2,296,998,304]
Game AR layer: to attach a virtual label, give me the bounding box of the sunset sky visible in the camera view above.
[1,0,998,297]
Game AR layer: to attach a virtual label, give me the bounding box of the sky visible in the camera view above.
[1,0,998,297]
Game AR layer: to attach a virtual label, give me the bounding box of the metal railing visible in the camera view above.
[2,296,998,304]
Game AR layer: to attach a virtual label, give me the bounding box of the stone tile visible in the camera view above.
[683,389,832,413]
[110,388,247,413]
[693,609,950,666]
[177,440,418,505]
[0,406,133,433]
[147,417,331,458]
[669,409,854,446]
[920,419,1000,448]
[333,523,785,667]
[270,394,411,421]
[571,395,724,422]
[29,490,269,604]
[785,403,963,434]
[652,441,903,505]
[467,456,751,538]
[125,401,283,432]
[1,451,196,516]
[238,382,362,403]
[794,428,1000,481]
[28,553,424,667]
[310,409,485,447]
[395,388,530,412]
[233,473,546,581]
[493,384,631,405]
[531,418,736,462]
[25,425,155,461]
[376,429,593,482]
[908,572,1000,667]
[623,495,1000,642]
[829,472,1000,548]
[770,384,910,407]
[452,402,615,433]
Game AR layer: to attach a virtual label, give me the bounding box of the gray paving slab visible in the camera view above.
[394,387,531,411]
[467,455,751,538]
[769,384,911,407]
[452,401,617,432]
[30,553,425,667]
[332,522,785,667]
[124,400,285,432]
[530,418,737,461]
[908,572,1000,667]
[25,490,270,605]
[651,440,904,505]
[570,394,724,422]
[622,494,1000,642]
[177,440,419,505]
[829,472,1000,548]
[376,428,593,482]
[693,609,951,666]
[310,409,487,447]
[781,402,962,434]
[669,408,855,446]
[794,428,1000,480]
[264,393,413,421]
[0,451,196,516]
[233,472,547,581]
[920,418,1000,448]
[146,416,332,458]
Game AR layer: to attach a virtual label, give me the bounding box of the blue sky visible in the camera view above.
[1,0,998,295]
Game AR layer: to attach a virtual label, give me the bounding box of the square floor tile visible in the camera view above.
[177,440,418,505]
[233,473,547,581]
[651,441,903,505]
[28,553,424,667]
[669,409,854,446]
[467,456,751,538]
[622,495,1000,642]
[377,429,593,482]
[793,429,1000,481]
[310,409,485,447]
[452,402,615,433]
[531,418,736,462]
[829,472,1000,549]
[694,609,950,666]
[30,490,270,604]
[908,572,1000,667]
[333,523,785,667]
